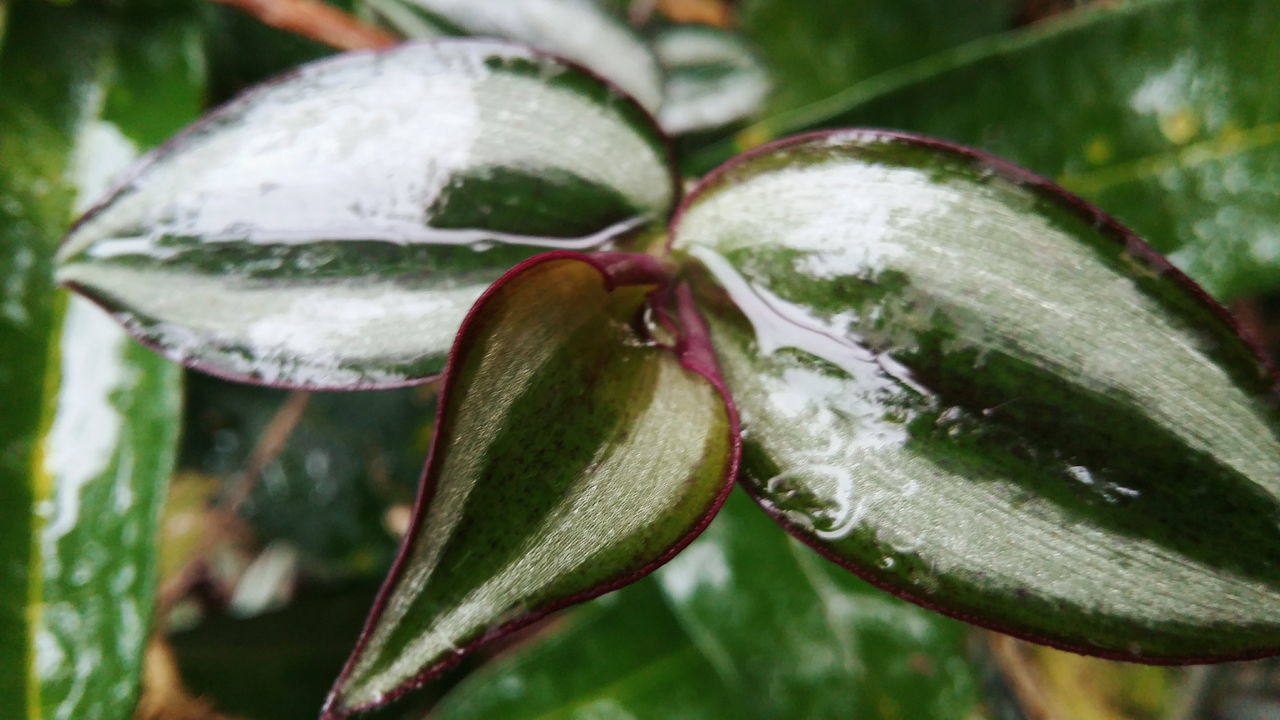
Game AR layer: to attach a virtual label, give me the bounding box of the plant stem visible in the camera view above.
[209,0,398,51]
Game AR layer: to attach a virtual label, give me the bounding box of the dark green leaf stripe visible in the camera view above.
[324,252,736,717]
[0,4,197,718]
[737,0,1280,301]
[57,39,676,390]
[654,25,770,135]
[365,0,664,112]
[671,130,1280,660]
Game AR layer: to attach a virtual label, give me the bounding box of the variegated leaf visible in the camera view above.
[0,4,197,717]
[57,39,676,390]
[323,252,738,718]
[671,129,1280,661]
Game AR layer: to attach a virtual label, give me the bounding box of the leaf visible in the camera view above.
[56,39,677,390]
[362,0,664,112]
[431,580,753,720]
[323,251,738,718]
[740,0,1280,301]
[0,4,201,718]
[737,0,1017,120]
[670,129,1280,661]
[653,24,770,136]
[654,490,988,719]
[432,490,988,720]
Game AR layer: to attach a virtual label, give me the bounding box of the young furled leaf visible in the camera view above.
[671,129,1280,661]
[57,39,676,390]
[323,252,738,718]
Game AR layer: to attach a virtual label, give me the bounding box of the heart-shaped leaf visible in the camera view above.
[323,251,738,718]
[57,39,676,390]
[0,4,198,717]
[671,129,1280,661]
[362,0,664,112]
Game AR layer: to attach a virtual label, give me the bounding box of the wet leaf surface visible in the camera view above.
[0,3,201,717]
[57,39,676,389]
[432,491,989,720]
[672,130,1280,660]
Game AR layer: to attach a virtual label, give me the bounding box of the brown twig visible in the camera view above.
[210,0,398,51]
[223,390,312,512]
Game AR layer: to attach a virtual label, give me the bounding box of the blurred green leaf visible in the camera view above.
[738,0,1017,119]
[733,0,1280,301]
[0,2,202,718]
[324,253,736,718]
[653,491,988,719]
[432,581,753,720]
[673,129,1280,660]
[433,491,988,720]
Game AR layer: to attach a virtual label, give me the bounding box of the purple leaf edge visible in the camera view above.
[58,37,682,392]
[320,249,742,719]
[670,127,1280,665]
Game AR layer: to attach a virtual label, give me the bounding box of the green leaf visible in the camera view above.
[323,252,738,718]
[0,3,201,718]
[653,24,770,136]
[362,0,664,112]
[56,39,677,390]
[737,0,1017,120]
[432,491,987,720]
[654,490,986,719]
[671,130,1280,661]
[742,0,1280,301]
[431,580,753,720]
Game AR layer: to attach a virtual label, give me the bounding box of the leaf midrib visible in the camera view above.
[1058,121,1280,194]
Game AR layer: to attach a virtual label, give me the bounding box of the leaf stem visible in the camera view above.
[209,0,398,51]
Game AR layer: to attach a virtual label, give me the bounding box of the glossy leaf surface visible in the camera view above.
[57,39,676,390]
[654,24,770,136]
[746,0,1280,301]
[0,4,197,717]
[433,491,987,720]
[363,0,664,111]
[672,130,1280,660]
[324,253,737,717]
